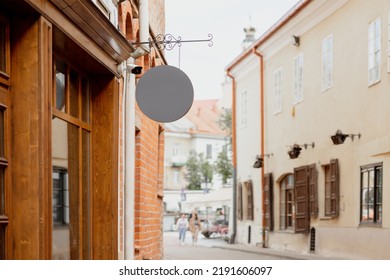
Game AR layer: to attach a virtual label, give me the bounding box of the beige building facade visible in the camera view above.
[227,0,390,259]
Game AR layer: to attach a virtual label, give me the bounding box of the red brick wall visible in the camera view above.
[134,108,164,260]
[119,0,165,260]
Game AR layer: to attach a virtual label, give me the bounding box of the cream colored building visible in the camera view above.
[226,0,390,259]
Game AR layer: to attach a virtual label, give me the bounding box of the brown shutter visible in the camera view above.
[330,159,340,217]
[237,182,243,220]
[309,164,318,217]
[247,180,254,220]
[294,165,309,233]
[264,173,274,231]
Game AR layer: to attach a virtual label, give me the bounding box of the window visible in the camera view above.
[0,107,7,260]
[293,53,304,104]
[173,170,180,184]
[240,90,248,127]
[280,174,294,230]
[52,58,91,260]
[245,180,254,221]
[0,21,6,73]
[264,173,274,231]
[368,17,381,85]
[172,143,180,157]
[0,14,10,85]
[360,163,382,224]
[324,159,339,217]
[273,67,283,114]
[321,34,333,91]
[206,144,212,159]
[52,169,69,226]
[237,182,243,221]
[280,164,317,233]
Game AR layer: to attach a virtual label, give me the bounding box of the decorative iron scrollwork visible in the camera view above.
[135,33,213,51]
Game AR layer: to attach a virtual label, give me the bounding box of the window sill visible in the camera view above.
[319,216,333,220]
[277,229,295,234]
[359,222,382,228]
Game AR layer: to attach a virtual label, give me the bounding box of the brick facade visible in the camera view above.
[118,0,165,260]
[134,112,164,259]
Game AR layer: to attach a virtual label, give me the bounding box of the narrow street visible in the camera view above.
[163,231,286,260]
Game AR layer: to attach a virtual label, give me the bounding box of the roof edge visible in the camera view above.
[225,0,313,72]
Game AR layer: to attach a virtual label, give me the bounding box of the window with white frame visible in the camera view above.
[241,90,248,127]
[369,17,381,85]
[173,170,180,184]
[293,53,304,104]
[206,144,212,159]
[172,143,180,157]
[240,90,248,127]
[321,34,333,91]
[273,67,283,114]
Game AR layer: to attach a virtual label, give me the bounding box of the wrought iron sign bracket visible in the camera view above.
[132,33,214,51]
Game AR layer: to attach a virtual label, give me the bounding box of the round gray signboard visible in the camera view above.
[136,65,194,123]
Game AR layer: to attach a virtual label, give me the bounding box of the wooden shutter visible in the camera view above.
[309,164,318,217]
[330,159,340,217]
[247,180,254,221]
[237,182,243,221]
[264,173,274,231]
[294,166,309,233]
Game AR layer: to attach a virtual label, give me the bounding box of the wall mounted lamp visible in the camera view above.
[291,35,300,46]
[253,154,273,168]
[331,129,361,145]
[287,142,314,159]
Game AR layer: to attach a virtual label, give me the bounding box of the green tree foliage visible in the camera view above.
[184,151,213,190]
[198,153,213,185]
[184,150,202,190]
[217,108,232,134]
[215,148,233,184]
[216,108,233,185]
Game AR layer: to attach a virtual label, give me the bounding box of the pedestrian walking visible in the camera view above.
[176,213,189,245]
[189,211,202,245]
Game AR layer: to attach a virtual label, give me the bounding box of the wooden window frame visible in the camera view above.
[264,173,273,231]
[51,57,92,259]
[280,174,294,231]
[0,14,10,86]
[360,163,382,226]
[246,180,254,221]
[0,12,10,260]
[324,159,340,218]
[237,182,243,221]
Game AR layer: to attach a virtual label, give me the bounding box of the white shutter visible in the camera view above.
[368,17,381,85]
[321,35,333,91]
[273,68,283,114]
[293,53,304,104]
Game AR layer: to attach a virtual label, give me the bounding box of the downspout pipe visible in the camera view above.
[252,48,266,248]
[226,71,237,244]
[118,58,137,259]
[130,0,150,58]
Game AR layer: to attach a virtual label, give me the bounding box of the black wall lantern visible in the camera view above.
[253,155,263,168]
[288,144,302,159]
[287,143,314,159]
[253,153,273,168]
[331,129,361,145]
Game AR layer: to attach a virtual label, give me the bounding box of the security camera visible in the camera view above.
[127,63,143,75]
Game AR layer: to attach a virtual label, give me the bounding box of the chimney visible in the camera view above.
[242,26,256,50]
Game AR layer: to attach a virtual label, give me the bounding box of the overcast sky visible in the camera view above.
[164,0,299,100]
